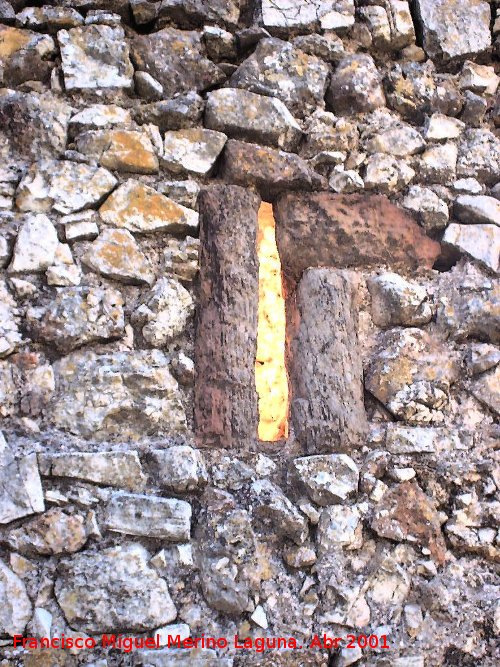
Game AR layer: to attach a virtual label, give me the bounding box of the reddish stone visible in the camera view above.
[220,139,327,201]
[371,481,447,565]
[274,192,441,283]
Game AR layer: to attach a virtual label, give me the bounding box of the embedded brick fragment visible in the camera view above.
[287,268,368,453]
[195,185,260,447]
[274,192,441,284]
[220,139,326,201]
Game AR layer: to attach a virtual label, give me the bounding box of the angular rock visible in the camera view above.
[55,544,177,633]
[365,328,461,424]
[274,192,441,283]
[0,279,20,357]
[51,350,186,438]
[58,25,133,90]
[454,195,500,227]
[367,272,433,327]
[457,129,500,185]
[261,0,355,32]
[152,446,208,493]
[132,278,193,346]
[364,154,415,193]
[443,223,500,273]
[425,113,465,141]
[291,454,359,506]
[329,169,364,194]
[163,128,227,176]
[413,0,491,62]
[158,0,241,29]
[202,25,236,61]
[301,110,359,158]
[288,269,367,453]
[134,70,163,100]
[466,343,500,376]
[205,88,302,151]
[164,236,199,283]
[0,433,44,524]
[69,104,132,137]
[435,263,499,344]
[371,482,447,564]
[385,425,472,454]
[29,286,125,353]
[195,186,260,447]
[0,25,55,86]
[459,61,499,96]
[6,508,88,555]
[402,185,449,231]
[82,229,155,285]
[16,6,84,32]
[158,179,200,209]
[0,559,32,637]
[365,123,425,157]
[384,62,436,123]
[105,493,191,541]
[229,38,330,117]
[39,451,146,491]
[99,180,198,234]
[327,54,385,115]
[15,160,117,215]
[467,366,500,416]
[130,28,224,99]
[317,505,362,553]
[292,33,344,63]
[8,214,58,273]
[419,142,458,183]
[75,129,159,175]
[134,92,204,132]
[251,479,308,545]
[220,139,326,200]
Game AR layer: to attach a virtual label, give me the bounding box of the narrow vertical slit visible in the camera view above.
[256,202,289,442]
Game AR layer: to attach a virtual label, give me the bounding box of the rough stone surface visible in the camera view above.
[75,129,159,175]
[274,192,440,283]
[205,88,302,151]
[0,432,44,524]
[261,0,355,32]
[152,446,208,492]
[0,25,55,87]
[454,195,500,227]
[6,508,88,555]
[229,38,330,117]
[443,223,500,273]
[82,229,155,285]
[367,272,433,327]
[327,54,385,115]
[251,479,308,545]
[50,350,186,439]
[291,454,359,506]
[163,128,227,176]
[288,268,368,453]
[55,544,177,633]
[8,214,58,273]
[0,558,32,636]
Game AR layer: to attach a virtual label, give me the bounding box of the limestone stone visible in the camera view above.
[15,160,117,215]
[0,278,20,357]
[0,25,56,86]
[205,88,302,151]
[292,33,344,63]
[0,432,44,524]
[152,446,208,492]
[317,505,362,553]
[16,6,84,32]
[274,192,440,283]
[6,508,88,555]
[443,223,500,273]
[327,54,385,115]
[385,425,472,454]
[163,128,227,176]
[454,195,500,227]
[291,454,359,506]
[163,236,199,283]
[8,214,58,273]
[459,61,499,96]
[55,544,177,633]
[202,25,236,61]
[367,272,433,327]
[68,104,132,136]
[133,278,193,347]
[359,5,391,49]
[329,169,364,194]
[75,129,159,175]
[384,62,436,123]
[457,129,500,185]
[261,0,355,32]
[82,229,155,286]
[99,180,198,234]
[220,139,326,200]
[402,185,449,231]
[413,0,491,62]
[365,328,461,424]
[365,123,425,157]
[436,263,499,344]
[158,180,200,209]
[130,27,224,99]
[468,366,500,416]
[63,215,99,242]
[0,558,32,637]
[51,350,186,438]
[301,110,359,158]
[0,94,74,178]
[134,92,204,132]
[58,25,133,90]
[371,482,447,564]
[419,142,458,183]
[466,343,500,376]
[229,37,330,117]
[105,493,191,541]
[0,362,17,417]
[158,0,241,29]
[28,286,125,353]
[425,113,465,141]
[251,479,308,545]
[134,70,163,101]
[364,154,415,193]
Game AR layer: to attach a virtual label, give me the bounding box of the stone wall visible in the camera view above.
[0,1,499,665]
